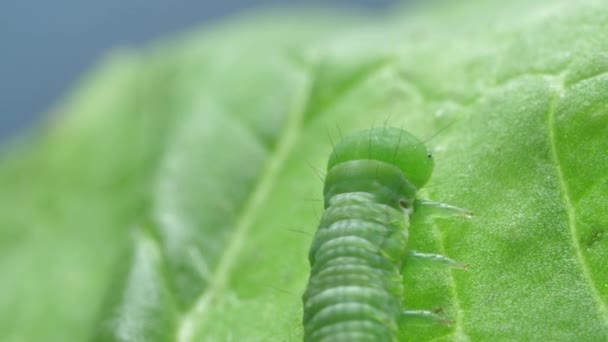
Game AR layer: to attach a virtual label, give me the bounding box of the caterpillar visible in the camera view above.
[302,127,471,342]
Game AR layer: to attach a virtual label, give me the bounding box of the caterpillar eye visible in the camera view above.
[399,199,413,215]
[427,152,432,159]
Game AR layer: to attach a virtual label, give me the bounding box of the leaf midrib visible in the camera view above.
[175,70,313,342]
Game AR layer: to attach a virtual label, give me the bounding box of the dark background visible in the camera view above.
[0,0,397,143]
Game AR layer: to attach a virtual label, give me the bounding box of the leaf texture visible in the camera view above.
[0,1,607,341]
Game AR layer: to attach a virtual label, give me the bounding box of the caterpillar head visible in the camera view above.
[327,127,434,189]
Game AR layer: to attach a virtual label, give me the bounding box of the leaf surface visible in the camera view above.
[1,1,607,341]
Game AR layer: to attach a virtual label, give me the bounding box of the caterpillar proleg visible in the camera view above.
[302,127,471,342]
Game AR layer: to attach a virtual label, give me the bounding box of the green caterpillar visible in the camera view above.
[302,127,471,342]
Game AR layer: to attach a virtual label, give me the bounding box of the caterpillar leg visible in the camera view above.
[400,309,452,325]
[407,250,468,269]
[416,200,473,218]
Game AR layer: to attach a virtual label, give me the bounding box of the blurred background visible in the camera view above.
[0,0,400,143]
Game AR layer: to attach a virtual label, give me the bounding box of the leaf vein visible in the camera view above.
[175,72,313,342]
[547,80,608,325]
[432,220,471,342]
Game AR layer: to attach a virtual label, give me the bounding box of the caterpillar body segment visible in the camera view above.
[302,127,469,342]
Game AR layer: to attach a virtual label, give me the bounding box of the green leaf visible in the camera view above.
[1,1,608,341]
